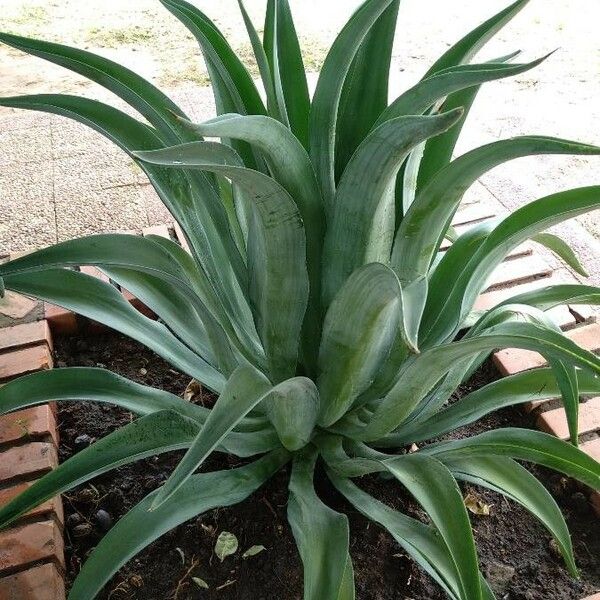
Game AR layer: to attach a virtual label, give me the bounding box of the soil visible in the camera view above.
[54,332,600,600]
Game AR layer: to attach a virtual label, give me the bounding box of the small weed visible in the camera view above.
[85,25,155,49]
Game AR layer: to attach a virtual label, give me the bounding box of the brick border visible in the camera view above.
[1,215,599,598]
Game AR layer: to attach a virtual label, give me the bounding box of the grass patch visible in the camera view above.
[0,4,49,36]
[85,25,155,48]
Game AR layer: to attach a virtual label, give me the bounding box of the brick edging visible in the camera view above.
[0,320,65,599]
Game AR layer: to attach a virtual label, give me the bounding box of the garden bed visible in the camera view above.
[55,331,600,600]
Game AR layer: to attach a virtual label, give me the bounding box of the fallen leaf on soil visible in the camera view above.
[464,493,492,516]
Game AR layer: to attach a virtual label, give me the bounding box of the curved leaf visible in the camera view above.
[387,368,600,445]
[2,269,225,391]
[288,450,355,600]
[0,410,199,529]
[447,456,577,576]
[385,455,481,600]
[318,264,406,427]
[69,450,289,600]
[150,365,273,510]
[322,110,463,306]
[532,232,589,277]
[425,428,600,491]
[135,142,309,382]
[309,0,397,205]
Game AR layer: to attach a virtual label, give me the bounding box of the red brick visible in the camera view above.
[0,562,65,600]
[494,323,600,376]
[0,442,57,484]
[44,303,77,334]
[0,344,53,381]
[582,437,600,463]
[0,482,63,524]
[0,321,52,354]
[485,255,553,291]
[536,397,600,440]
[0,406,58,446]
[143,224,172,238]
[0,520,64,573]
[121,289,156,319]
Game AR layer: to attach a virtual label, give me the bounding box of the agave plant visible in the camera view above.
[1,0,600,598]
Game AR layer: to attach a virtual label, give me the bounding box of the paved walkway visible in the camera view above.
[1,0,599,284]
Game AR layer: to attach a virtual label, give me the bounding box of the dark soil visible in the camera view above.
[54,332,600,600]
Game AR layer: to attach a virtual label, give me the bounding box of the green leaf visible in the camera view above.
[69,450,289,600]
[0,410,199,529]
[215,531,239,562]
[395,138,600,341]
[264,378,319,451]
[424,428,600,491]
[242,545,267,558]
[309,0,397,205]
[134,142,309,382]
[386,368,600,446]
[264,0,310,147]
[496,283,600,312]
[2,269,225,392]
[317,264,406,427]
[288,450,355,600]
[322,110,463,306]
[328,471,466,600]
[182,113,325,371]
[335,0,400,176]
[423,186,600,346]
[385,455,482,600]
[447,456,577,576]
[379,55,549,126]
[532,232,589,277]
[361,322,600,440]
[236,0,280,121]
[150,365,273,510]
[0,367,208,424]
[0,32,189,143]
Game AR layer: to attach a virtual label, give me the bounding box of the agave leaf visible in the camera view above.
[160,0,264,118]
[318,264,406,427]
[2,269,226,392]
[329,472,470,600]
[496,283,600,312]
[68,450,289,600]
[182,113,324,370]
[447,456,577,576]
[264,378,320,451]
[362,321,600,440]
[385,455,482,600]
[0,410,200,529]
[322,109,463,306]
[160,0,265,169]
[309,0,397,205]
[0,94,251,311]
[134,142,309,382]
[532,232,589,277]
[0,32,189,143]
[423,186,600,346]
[150,365,273,510]
[387,368,600,446]
[379,55,549,126]
[288,450,355,600]
[425,428,600,491]
[394,138,600,337]
[0,367,207,423]
[236,0,280,121]
[335,0,400,176]
[264,0,310,147]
